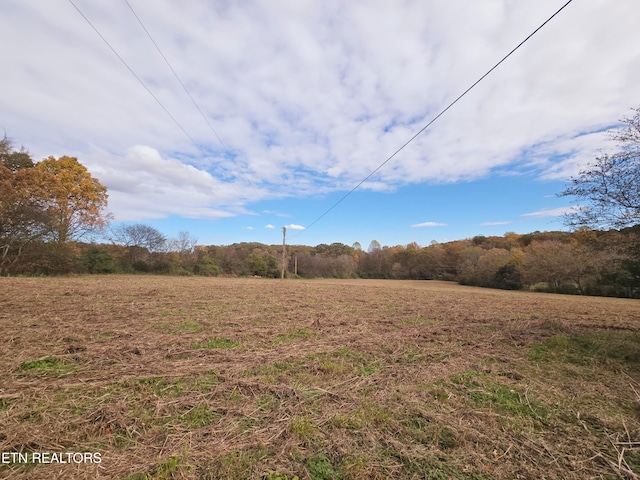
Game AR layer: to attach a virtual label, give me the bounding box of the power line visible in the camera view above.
[297,0,574,236]
[121,0,231,155]
[67,0,249,195]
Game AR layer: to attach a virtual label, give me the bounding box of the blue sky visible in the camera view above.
[143,173,570,247]
[1,0,639,248]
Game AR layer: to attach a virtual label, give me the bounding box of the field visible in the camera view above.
[1,276,640,479]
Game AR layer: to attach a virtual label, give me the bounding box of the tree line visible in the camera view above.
[1,106,638,297]
[3,219,639,298]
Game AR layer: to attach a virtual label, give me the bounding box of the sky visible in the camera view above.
[2,0,640,248]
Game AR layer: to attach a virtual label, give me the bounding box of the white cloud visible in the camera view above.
[521,206,581,218]
[265,224,275,229]
[83,145,257,221]
[2,0,639,223]
[285,224,306,230]
[411,222,447,228]
[480,221,511,226]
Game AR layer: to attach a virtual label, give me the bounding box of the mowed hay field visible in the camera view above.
[1,277,640,480]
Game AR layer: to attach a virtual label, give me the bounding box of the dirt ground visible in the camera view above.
[1,276,639,479]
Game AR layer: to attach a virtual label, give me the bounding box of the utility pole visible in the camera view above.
[281,226,287,280]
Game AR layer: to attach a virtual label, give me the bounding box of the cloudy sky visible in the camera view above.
[2,0,639,247]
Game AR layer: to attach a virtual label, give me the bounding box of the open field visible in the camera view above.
[1,276,639,479]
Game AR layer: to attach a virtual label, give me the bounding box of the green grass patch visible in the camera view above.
[357,400,393,427]
[305,453,344,480]
[467,384,533,417]
[132,376,184,397]
[208,447,267,479]
[189,371,219,392]
[18,357,77,377]
[110,372,217,400]
[0,397,11,412]
[123,455,184,480]
[451,370,483,388]
[329,413,363,430]
[450,370,547,422]
[271,328,315,344]
[421,384,451,402]
[402,315,439,326]
[291,416,317,441]
[398,411,459,450]
[382,448,487,480]
[325,347,381,376]
[530,330,640,371]
[255,348,381,383]
[178,402,220,428]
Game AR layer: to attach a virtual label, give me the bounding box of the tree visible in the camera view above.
[81,246,114,274]
[0,164,57,274]
[170,231,198,254]
[362,240,385,277]
[524,240,573,292]
[524,239,605,294]
[561,106,640,229]
[459,247,512,287]
[0,141,112,274]
[312,242,355,258]
[110,224,167,266]
[0,134,34,171]
[36,156,109,242]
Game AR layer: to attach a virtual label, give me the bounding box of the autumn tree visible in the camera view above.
[440,239,471,280]
[296,252,356,278]
[391,242,433,279]
[493,248,525,290]
[459,247,512,287]
[362,240,385,277]
[561,106,640,229]
[36,156,109,242]
[524,239,607,294]
[0,163,57,274]
[312,242,355,258]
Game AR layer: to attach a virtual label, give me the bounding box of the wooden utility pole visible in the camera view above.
[281,226,287,280]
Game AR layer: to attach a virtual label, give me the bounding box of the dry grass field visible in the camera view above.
[1,276,639,479]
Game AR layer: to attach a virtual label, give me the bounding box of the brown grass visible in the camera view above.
[1,276,639,479]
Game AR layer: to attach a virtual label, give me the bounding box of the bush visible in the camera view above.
[17,242,78,275]
[81,246,114,274]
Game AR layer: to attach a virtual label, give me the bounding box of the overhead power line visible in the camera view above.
[68,1,203,157]
[67,0,252,195]
[121,0,232,156]
[297,0,574,236]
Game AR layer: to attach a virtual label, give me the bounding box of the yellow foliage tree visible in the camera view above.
[0,165,55,273]
[36,156,109,242]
